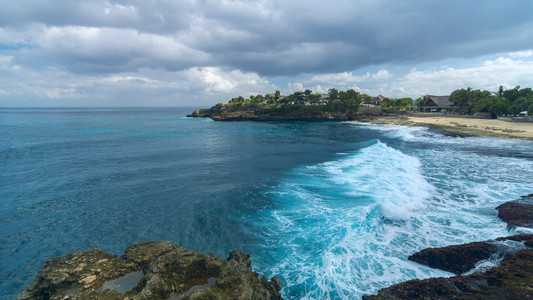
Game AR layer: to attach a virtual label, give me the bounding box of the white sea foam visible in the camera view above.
[255,125,533,299]
[316,141,433,220]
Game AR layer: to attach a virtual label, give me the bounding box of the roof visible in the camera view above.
[423,95,452,107]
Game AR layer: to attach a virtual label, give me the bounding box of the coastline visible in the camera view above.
[366,115,533,140]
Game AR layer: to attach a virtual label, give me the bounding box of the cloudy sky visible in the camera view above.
[1,0,533,107]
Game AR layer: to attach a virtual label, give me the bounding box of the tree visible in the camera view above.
[250,94,264,104]
[503,86,520,102]
[414,96,425,111]
[274,90,281,102]
[310,93,321,105]
[381,97,393,108]
[449,88,472,109]
[338,91,348,102]
[345,89,361,112]
[264,93,273,103]
[488,101,509,115]
[328,88,338,102]
[361,94,372,103]
[395,97,413,110]
[497,85,504,100]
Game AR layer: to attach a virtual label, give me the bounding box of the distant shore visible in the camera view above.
[368,115,533,140]
[189,104,533,140]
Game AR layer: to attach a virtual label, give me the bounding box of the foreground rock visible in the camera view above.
[364,249,533,299]
[496,193,533,229]
[18,241,282,300]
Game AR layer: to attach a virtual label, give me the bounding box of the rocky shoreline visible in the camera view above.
[18,190,533,300]
[189,104,533,140]
[18,241,282,300]
[364,194,533,299]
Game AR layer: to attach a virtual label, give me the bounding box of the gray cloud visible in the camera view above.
[1,0,532,76]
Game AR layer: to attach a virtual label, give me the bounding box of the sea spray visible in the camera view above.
[256,141,444,299]
[252,126,533,299]
[319,141,433,219]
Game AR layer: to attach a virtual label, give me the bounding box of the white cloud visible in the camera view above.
[372,70,393,81]
[509,50,533,58]
[310,69,393,86]
[287,82,304,94]
[373,55,533,98]
[101,75,160,85]
[186,67,274,95]
[0,62,276,106]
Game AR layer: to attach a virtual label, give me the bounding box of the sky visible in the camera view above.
[1,0,533,107]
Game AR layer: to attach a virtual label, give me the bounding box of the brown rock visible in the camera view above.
[496,194,533,229]
[18,241,282,300]
[495,233,533,242]
[408,242,496,275]
[364,249,533,299]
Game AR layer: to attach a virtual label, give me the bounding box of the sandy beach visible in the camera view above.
[371,115,533,140]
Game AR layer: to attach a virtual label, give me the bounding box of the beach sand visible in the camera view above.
[371,115,533,140]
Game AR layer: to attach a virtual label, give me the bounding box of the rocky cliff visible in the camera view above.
[18,241,282,300]
[187,103,384,121]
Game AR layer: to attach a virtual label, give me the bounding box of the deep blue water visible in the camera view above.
[1,107,533,299]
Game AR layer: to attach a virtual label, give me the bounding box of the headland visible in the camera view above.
[188,86,533,140]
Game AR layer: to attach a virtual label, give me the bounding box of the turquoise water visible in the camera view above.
[1,108,532,299]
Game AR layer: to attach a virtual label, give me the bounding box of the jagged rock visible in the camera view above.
[18,241,282,300]
[366,192,533,299]
[408,234,533,275]
[495,234,533,242]
[496,193,533,229]
[408,242,496,275]
[364,249,533,300]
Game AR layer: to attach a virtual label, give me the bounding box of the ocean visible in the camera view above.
[1,107,533,299]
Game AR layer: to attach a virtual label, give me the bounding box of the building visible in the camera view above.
[420,95,452,112]
[364,94,385,107]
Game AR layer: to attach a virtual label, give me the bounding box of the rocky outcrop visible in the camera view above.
[496,193,533,229]
[187,103,384,122]
[365,194,533,299]
[407,234,533,275]
[408,242,496,275]
[18,241,282,300]
[364,249,533,300]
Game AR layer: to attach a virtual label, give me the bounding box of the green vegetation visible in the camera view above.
[224,88,363,114]
[382,97,414,110]
[450,86,533,115]
[219,85,533,117]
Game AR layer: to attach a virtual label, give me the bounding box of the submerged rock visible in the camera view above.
[18,241,282,300]
[496,193,533,229]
